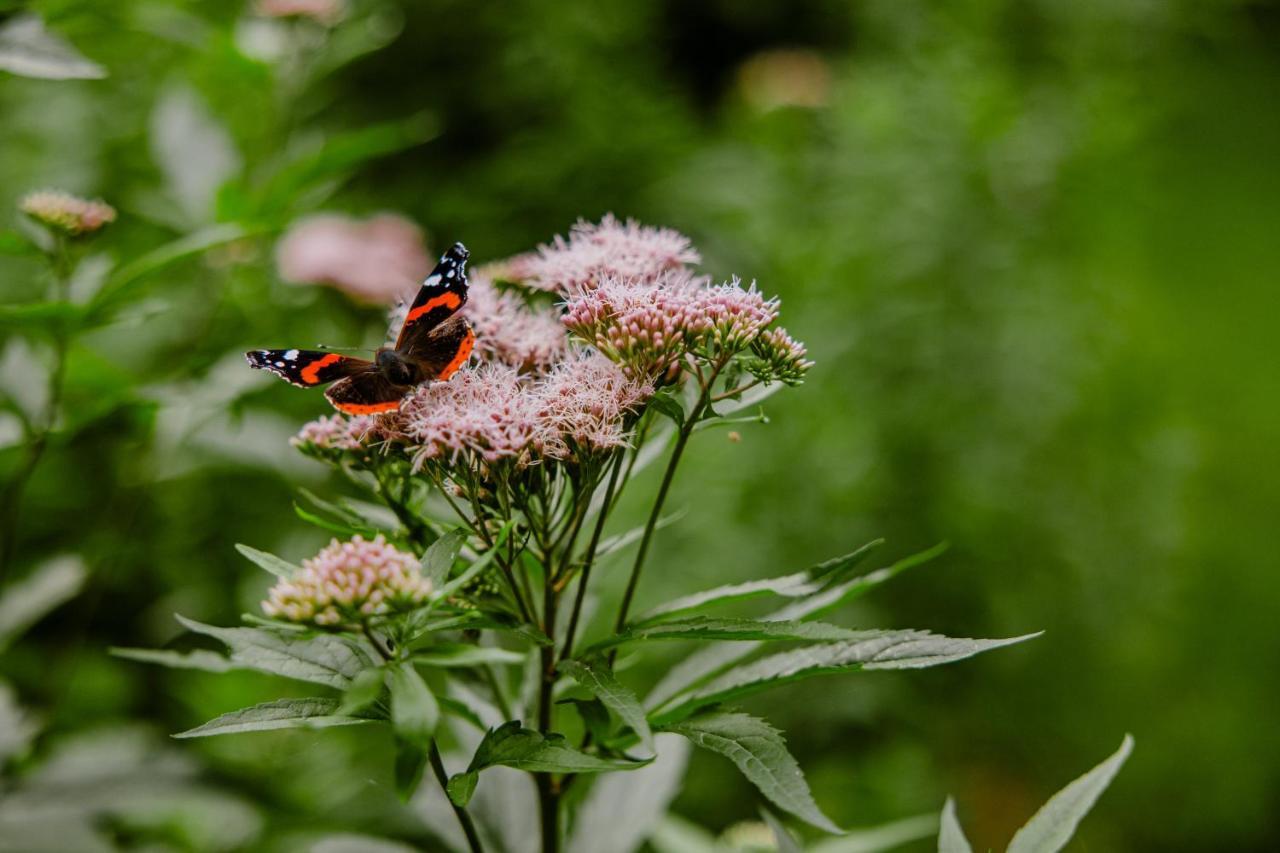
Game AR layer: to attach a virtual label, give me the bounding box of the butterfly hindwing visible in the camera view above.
[395,242,470,350]
[245,350,374,387]
[409,315,477,380]
[325,373,410,415]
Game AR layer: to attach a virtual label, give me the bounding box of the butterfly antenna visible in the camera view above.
[315,344,374,353]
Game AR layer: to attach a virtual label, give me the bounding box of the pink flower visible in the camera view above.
[275,213,430,304]
[686,277,780,353]
[520,215,700,294]
[20,190,115,236]
[465,271,568,372]
[254,0,346,26]
[262,534,431,626]
[291,413,380,453]
[536,351,653,454]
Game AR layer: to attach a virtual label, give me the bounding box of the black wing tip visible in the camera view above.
[444,242,469,262]
[245,350,267,367]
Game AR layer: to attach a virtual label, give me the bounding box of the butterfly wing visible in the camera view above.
[395,242,470,351]
[325,373,411,414]
[245,350,374,387]
[407,315,477,381]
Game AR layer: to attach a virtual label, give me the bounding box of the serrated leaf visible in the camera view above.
[176,615,375,689]
[388,663,438,746]
[666,711,838,833]
[0,14,106,79]
[421,529,465,587]
[174,698,368,738]
[109,646,237,673]
[634,573,824,626]
[1006,735,1134,853]
[234,544,298,579]
[412,644,525,667]
[937,798,972,853]
[559,657,654,753]
[653,632,1039,725]
[463,720,648,778]
[0,555,86,651]
[599,617,873,650]
[338,666,385,716]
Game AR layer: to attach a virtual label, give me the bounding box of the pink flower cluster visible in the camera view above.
[254,0,346,26]
[276,213,430,304]
[262,534,432,626]
[397,354,651,467]
[20,190,116,236]
[464,270,568,372]
[291,413,381,454]
[515,215,700,294]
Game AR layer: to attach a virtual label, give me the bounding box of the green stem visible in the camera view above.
[559,451,624,662]
[430,743,486,853]
[536,576,561,853]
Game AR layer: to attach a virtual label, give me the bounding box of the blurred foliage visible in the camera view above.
[1,0,1278,850]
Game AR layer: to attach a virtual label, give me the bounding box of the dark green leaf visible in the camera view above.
[447,771,478,807]
[176,615,375,689]
[653,632,1039,725]
[648,391,686,425]
[174,698,368,738]
[388,662,438,746]
[463,720,648,777]
[666,711,838,833]
[234,544,298,579]
[394,736,429,802]
[560,698,613,744]
[600,617,871,650]
[559,657,654,752]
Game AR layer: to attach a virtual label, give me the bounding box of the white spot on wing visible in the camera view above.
[285,349,299,360]
[424,274,441,287]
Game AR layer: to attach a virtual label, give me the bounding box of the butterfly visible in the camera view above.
[246,242,476,414]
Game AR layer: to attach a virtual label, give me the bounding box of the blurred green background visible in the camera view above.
[2,0,1278,850]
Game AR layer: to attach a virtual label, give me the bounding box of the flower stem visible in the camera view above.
[536,575,561,853]
[430,743,486,853]
[559,451,624,662]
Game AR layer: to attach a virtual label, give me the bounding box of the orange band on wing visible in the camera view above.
[406,292,463,323]
[332,400,402,415]
[300,352,343,384]
[437,328,476,381]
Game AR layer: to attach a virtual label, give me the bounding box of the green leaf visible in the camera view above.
[560,698,613,745]
[634,573,824,625]
[109,646,237,673]
[412,644,525,667]
[0,14,106,79]
[459,720,648,781]
[0,555,86,651]
[447,771,478,807]
[653,632,1039,725]
[1006,735,1134,853]
[559,657,654,753]
[599,617,873,650]
[234,544,299,580]
[808,813,940,853]
[436,520,515,599]
[388,662,438,746]
[937,798,972,853]
[297,488,383,534]
[0,230,36,256]
[648,391,686,425]
[421,529,465,587]
[394,736,429,802]
[174,698,369,738]
[338,666,386,716]
[0,301,84,336]
[762,809,804,853]
[666,711,838,833]
[176,615,375,689]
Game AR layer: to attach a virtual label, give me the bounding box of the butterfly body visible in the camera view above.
[246,242,476,414]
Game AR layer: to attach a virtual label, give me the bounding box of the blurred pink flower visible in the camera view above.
[275,213,430,304]
[465,271,568,372]
[262,534,431,626]
[254,0,346,26]
[520,215,700,294]
[20,190,115,236]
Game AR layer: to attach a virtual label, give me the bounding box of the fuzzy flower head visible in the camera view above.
[291,413,382,460]
[20,191,115,237]
[276,213,430,304]
[749,326,814,384]
[254,0,346,26]
[262,534,431,626]
[520,215,700,294]
[536,351,653,455]
[687,278,780,355]
[464,272,568,372]
[562,271,707,381]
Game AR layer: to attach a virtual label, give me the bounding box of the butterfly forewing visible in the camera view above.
[245,350,374,387]
[395,242,470,350]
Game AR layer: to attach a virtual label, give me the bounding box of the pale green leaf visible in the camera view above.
[633,573,823,626]
[338,666,386,716]
[560,657,654,753]
[421,529,465,587]
[388,663,438,746]
[600,617,874,650]
[1006,735,1134,853]
[0,14,106,79]
[666,711,838,833]
[110,646,237,673]
[763,809,804,853]
[937,799,972,853]
[174,698,369,738]
[0,555,86,651]
[808,813,939,853]
[412,644,524,667]
[436,520,514,599]
[176,615,375,689]
[234,544,298,579]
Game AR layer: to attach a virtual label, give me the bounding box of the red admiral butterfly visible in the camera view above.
[246,242,476,414]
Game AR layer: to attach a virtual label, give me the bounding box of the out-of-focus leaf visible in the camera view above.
[0,14,106,80]
[1006,735,1134,853]
[666,711,839,833]
[808,813,940,853]
[422,529,465,587]
[109,647,237,673]
[174,698,369,738]
[310,835,420,853]
[337,666,386,716]
[0,301,84,336]
[653,632,1040,725]
[762,809,804,853]
[559,657,654,753]
[0,555,86,651]
[389,662,439,747]
[567,733,691,853]
[937,799,972,853]
[598,617,876,650]
[395,736,429,802]
[175,615,375,689]
[0,231,36,256]
[150,83,241,224]
[647,814,721,853]
[595,511,685,560]
[412,644,525,667]
[0,681,40,764]
[234,543,299,579]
